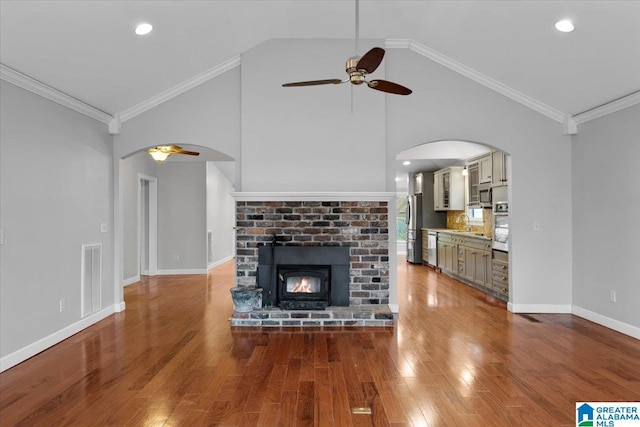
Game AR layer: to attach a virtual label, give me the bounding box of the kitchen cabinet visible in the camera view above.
[433,166,465,211]
[436,233,458,275]
[491,151,508,186]
[467,162,480,206]
[457,236,492,288]
[436,231,497,297]
[479,155,492,183]
[413,172,424,194]
[492,250,509,298]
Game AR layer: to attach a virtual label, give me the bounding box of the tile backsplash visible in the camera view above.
[446,209,493,237]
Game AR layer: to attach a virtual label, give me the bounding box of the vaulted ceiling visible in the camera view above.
[1,0,639,124]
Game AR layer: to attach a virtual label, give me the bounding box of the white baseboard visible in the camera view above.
[157,268,208,275]
[122,275,140,287]
[115,301,126,312]
[208,254,235,271]
[388,304,399,313]
[0,304,117,373]
[507,303,572,313]
[572,305,640,340]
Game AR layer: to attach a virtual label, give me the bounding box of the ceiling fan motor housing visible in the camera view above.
[346,57,366,85]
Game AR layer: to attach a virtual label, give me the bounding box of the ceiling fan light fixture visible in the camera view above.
[554,19,574,33]
[148,147,170,162]
[135,23,153,36]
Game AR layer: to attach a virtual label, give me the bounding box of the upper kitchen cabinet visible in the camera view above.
[434,166,465,211]
[413,172,424,194]
[491,151,508,186]
[479,155,492,183]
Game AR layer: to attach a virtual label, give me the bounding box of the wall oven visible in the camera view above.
[492,201,509,251]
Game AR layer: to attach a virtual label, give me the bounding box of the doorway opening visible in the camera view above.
[138,174,158,277]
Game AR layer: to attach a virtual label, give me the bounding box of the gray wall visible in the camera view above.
[241,39,387,192]
[0,81,114,359]
[206,162,235,267]
[114,69,241,173]
[157,162,207,271]
[122,152,158,281]
[572,103,640,330]
[385,48,573,310]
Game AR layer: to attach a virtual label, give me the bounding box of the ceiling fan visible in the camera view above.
[147,145,199,162]
[282,47,412,95]
[282,0,411,96]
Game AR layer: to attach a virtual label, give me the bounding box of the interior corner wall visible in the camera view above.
[121,153,158,282]
[572,103,640,332]
[384,48,574,310]
[157,162,207,272]
[113,67,241,164]
[240,39,387,192]
[0,81,114,362]
[206,162,236,267]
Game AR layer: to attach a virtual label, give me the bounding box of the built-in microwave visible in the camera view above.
[478,183,492,207]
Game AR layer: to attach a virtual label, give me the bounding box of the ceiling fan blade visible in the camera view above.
[172,149,200,156]
[356,47,385,74]
[282,79,343,87]
[367,79,412,95]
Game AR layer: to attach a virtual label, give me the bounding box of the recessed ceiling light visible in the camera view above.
[135,23,153,36]
[403,161,411,166]
[555,19,574,33]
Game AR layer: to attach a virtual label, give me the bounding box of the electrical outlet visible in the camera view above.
[100,222,109,233]
[609,290,616,303]
[59,298,66,312]
[0,229,4,245]
[173,254,180,261]
[533,222,541,232]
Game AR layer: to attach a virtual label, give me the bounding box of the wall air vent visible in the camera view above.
[81,243,102,318]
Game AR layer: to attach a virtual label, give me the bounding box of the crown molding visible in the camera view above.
[0,64,113,124]
[119,55,241,123]
[573,91,640,125]
[385,39,565,124]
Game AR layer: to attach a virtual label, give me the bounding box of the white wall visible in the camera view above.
[241,39,387,192]
[0,81,114,364]
[572,104,640,334]
[206,162,236,267]
[385,49,574,311]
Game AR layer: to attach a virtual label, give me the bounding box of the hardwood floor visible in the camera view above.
[1,258,639,426]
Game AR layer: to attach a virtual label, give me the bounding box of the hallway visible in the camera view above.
[1,258,638,426]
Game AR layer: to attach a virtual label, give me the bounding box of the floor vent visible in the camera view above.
[518,314,542,323]
[207,230,213,264]
[81,243,102,318]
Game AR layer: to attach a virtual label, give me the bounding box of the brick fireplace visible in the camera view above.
[232,193,396,326]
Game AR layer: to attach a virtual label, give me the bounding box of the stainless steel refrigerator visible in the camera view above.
[406,172,446,264]
[406,194,422,263]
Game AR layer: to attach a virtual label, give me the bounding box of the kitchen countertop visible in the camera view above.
[421,228,492,241]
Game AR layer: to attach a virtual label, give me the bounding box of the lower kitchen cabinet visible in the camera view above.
[492,250,509,298]
[437,233,458,275]
[436,231,503,300]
